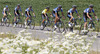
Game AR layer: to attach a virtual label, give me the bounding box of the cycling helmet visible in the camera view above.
[89,4,94,8]
[46,6,50,9]
[29,5,32,8]
[72,5,77,8]
[17,4,20,7]
[6,5,8,8]
[58,5,62,8]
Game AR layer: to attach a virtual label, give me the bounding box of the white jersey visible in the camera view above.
[3,7,9,12]
[2,7,9,14]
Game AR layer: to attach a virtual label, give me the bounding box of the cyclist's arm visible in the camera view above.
[8,12,11,15]
[93,13,97,19]
[44,13,47,17]
[61,9,64,17]
[8,10,11,15]
[15,11,18,15]
[48,10,53,18]
[70,13,74,18]
[50,14,53,18]
[61,12,65,19]
[15,9,18,16]
[20,8,23,16]
[32,12,35,17]
[77,13,80,18]
[87,13,91,19]
[21,12,23,16]
[61,12,64,16]
[27,11,30,16]
[55,13,59,19]
[4,10,6,15]
[21,11,23,16]
[76,10,80,18]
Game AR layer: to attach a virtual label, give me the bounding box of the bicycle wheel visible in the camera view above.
[51,21,56,32]
[30,19,35,29]
[58,21,64,33]
[22,21,25,28]
[39,20,45,30]
[17,19,23,28]
[12,19,15,27]
[5,18,10,27]
[63,22,69,33]
[0,18,4,26]
[44,20,52,31]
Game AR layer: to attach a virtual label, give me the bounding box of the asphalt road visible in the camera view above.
[0,25,100,52]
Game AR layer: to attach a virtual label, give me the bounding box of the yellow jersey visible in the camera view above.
[42,9,50,14]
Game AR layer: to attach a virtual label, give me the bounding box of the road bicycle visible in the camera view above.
[1,16,10,27]
[12,16,23,28]
[39,17,52,31]
[23,16,35,29]
[52,17,64,33]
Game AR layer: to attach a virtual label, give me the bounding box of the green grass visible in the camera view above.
[0,34,15,39]
[0,0,100,29]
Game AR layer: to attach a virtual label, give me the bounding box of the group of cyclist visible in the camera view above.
[2,4,99,30]
[41,4,99,30]
[2,4,36,27]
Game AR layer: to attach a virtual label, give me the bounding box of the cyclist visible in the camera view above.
[13,4,23,27]
[25,6,36,26]
[41,6,52,27]
[52,5,65,29]
[67,5,80,27]
[2,5,11,21]
[83,4,99,30]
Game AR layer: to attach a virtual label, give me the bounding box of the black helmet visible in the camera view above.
[89,4,94,8]
[58,5,62,8]
[72,5,77,8]
[46,6,50,9]
[17,4,20,7]
[29,5,32,8]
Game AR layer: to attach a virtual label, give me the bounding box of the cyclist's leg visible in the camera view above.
[14,10,16,23]
[67,14,74,27]
[25,14,30,25]
[2,12,7,21]
[67,14,71,23]
[41,14,45,24]
[2,12,6,18]
[14,10,19,23]
[13,16,17,27]
[29,14,32,23]
[83,13,87,30]
[67,13,75,23]
[14,10,20,26]
[54,12,59,28]
[25,14,29,22]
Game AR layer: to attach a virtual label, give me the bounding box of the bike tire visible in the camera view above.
[63,22,69,33]
[45,20,52,31]
[17,19,23,28]
[5,18,10,27]
[58,21,64,33]
[30,19,35,29]
[0,19,4,26]
[39,20,45,30]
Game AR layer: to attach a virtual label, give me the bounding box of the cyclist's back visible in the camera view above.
[2,7,9,15]
[84,8,94,14]
[67,8,78,15]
